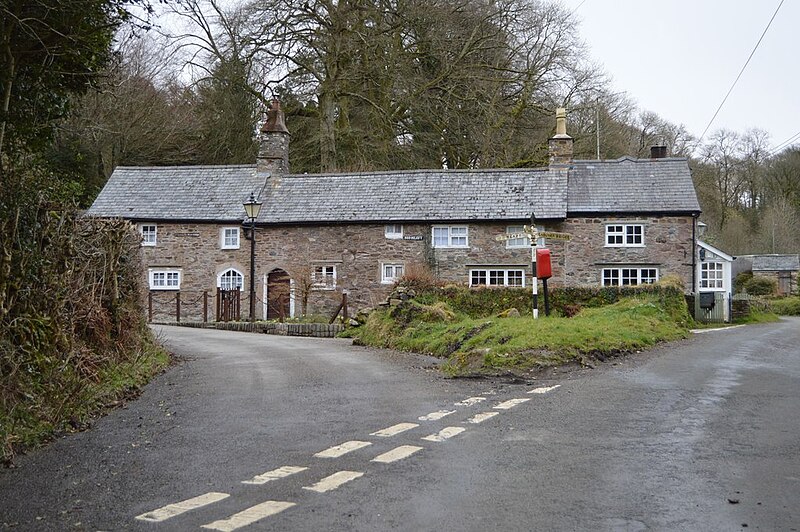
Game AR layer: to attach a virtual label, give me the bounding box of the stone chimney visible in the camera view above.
[650,145,668,159]
[257,99,290,174]
[548,107,573,165]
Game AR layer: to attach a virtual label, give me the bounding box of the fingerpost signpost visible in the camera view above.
[495,213,572,319]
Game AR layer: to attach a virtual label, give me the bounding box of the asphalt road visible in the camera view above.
[1,319,799,531]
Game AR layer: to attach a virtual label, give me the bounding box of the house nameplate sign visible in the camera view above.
[403,235,423,241]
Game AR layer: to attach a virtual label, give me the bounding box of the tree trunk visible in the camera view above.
[319,89,337,172]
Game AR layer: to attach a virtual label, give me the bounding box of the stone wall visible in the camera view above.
[140,215,695,321]
[560,215,695,292]
[173,321,344,337]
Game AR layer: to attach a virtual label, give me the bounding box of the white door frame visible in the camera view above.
[262,271,295,319]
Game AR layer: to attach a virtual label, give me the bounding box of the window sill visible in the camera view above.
[149,286,180,291]
[604,244,646,248]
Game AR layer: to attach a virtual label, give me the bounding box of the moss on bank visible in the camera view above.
[350,290,692,376]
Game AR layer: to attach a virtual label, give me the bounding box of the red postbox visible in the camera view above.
[535,248,552,279]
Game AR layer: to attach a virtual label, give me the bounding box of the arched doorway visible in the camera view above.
[266,269,291,320]
[216,268,244,322]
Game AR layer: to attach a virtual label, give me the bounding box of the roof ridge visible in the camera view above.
[284,167,550,178]
[115,164,256,170]
[572,157,689,164]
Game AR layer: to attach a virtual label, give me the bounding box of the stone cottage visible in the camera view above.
[87,102,702,322]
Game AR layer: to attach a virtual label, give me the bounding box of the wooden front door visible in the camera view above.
[267,269,291,320]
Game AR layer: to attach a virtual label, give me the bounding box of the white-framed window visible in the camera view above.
[218,268,244,291]
[700,262,724,289]
[432,225,468,248]
[313,265,337,290]
[601,267,658,286]
[381,263,405,284]
[605,224,644,247]
[139,224,157,246]
[470,268,525,287]
[220,227,240,249]
[149,269,180,290]
[385,224,403,239]
[505,226,530,248]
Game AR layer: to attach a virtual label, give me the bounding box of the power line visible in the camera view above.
[770,130,800,155]
[696,0,786,146]
[570,0,588,13]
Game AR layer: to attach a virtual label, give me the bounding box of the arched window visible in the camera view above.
[218,268,244,291]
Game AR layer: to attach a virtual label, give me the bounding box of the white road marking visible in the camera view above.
[303,471,364,493]
[314,440,372,458]
[422,426,466,442]
[242,466,308,485]
[135,492,229,522]
[494,398,531,410]
[370,422,419,437]
[691,325,745,334]
[527,384,561,394]
[466,412,499,424]
[418,410,456,421]
[201,501,295,531]
[371,445,424,463]
[454,397,486,406]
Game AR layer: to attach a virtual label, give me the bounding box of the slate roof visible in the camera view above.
[568,157,701,214]
[87,165,264,221]
[260,168,565,223]
[749,255,800,272]
[87,157,700,224]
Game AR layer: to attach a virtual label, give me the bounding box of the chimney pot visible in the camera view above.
[548,107,573,165]
[261,99,289,134]
[258,99,290,174]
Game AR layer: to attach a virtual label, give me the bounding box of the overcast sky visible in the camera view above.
[560,0,799,153]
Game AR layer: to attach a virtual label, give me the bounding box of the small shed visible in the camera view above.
[696,240,734,322]
[734,254,800,296]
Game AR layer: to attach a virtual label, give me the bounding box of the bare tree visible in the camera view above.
[697,129,748,231]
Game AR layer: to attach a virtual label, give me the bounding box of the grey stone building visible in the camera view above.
[733,254,800,296]
[88,102,702,322]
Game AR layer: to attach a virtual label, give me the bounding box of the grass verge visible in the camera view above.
[350,292,692,376]
[767,296,800,316]
[0,338,170,465]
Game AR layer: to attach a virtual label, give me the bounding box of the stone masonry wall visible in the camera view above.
[560,215,695,292]
[140,215,694,321]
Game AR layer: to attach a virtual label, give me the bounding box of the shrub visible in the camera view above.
[734,271,753,294]
[769,297,800,316]
[409,284,690,326]
[397,262,443,291]
[744,276,777,296]
[656,274,685,290]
